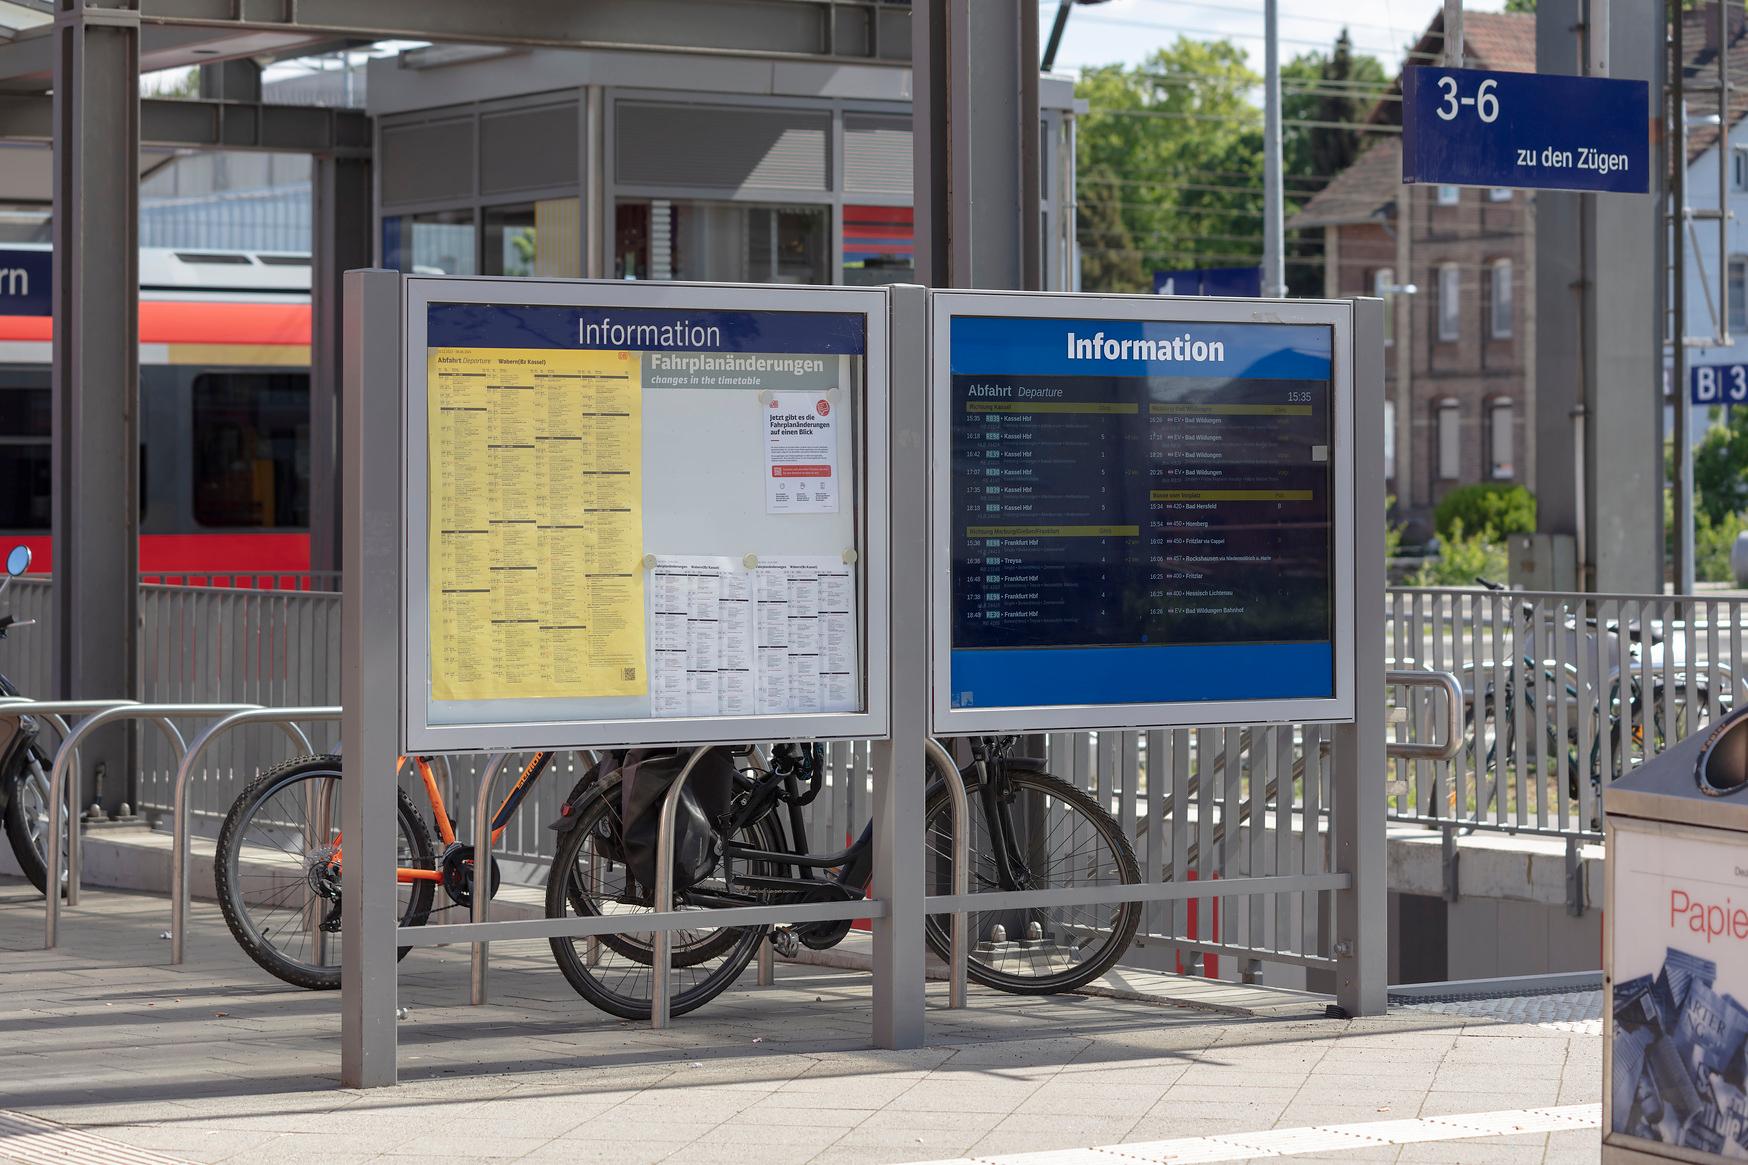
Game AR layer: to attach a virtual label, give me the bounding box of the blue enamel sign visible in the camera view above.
[1153,266,1262,298]
[0,249,49,317]
[1692,364,1748,406]
[1402,67,1650,194]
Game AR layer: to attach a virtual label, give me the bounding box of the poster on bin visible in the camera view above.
[1612,822,1748,1153]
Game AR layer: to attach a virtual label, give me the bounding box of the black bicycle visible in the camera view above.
[0,544,57,897]
[544,735,1142,1020]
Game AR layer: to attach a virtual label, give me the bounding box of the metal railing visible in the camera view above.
[1384,587,1745,839]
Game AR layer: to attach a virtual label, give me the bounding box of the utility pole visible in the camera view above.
[1263,0,1285,298]
[1672,0,1693,594]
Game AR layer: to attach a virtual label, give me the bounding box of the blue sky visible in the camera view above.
[1043,0,1508,77]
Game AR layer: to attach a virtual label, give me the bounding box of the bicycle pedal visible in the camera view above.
[771,929,802,958]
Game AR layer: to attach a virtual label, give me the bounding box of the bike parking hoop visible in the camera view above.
[1385,668,1465,763]
[170,706,335,965]
[921,738,969,1011]
[3,699,144,910]
[41,702,270,948]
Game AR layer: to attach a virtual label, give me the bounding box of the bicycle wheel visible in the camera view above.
[215,754,436,990]
[3,746,60,896]
[545,776,776,1020]
[922,763,1140,995]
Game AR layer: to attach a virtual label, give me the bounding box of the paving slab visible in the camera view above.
[0,876,1603,1164]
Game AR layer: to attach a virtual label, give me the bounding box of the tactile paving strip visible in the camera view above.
[907,1103,1602,1165]
[0,1109,186,1165]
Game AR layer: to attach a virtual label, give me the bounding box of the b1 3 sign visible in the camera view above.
[1693,364,1748,406]
[1402,67,1650,194]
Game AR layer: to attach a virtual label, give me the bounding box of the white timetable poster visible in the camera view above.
[648,554,857,716]
[764,391,840,514]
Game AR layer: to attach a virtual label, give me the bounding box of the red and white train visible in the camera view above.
[0,246,314,577]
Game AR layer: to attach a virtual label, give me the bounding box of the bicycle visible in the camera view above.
[214,735,1142,1012]
[214,749,567,989]
[0,544,59,897]
[543,735,1140,1019]
[1469,577,1728,822]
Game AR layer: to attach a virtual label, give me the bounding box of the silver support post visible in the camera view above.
[874,282,931,1045]
[1444,0,1465,67]
[756,936,775,986]
[1673,0,1693,594]
[470,754,511,1006]
[650,747,714,1029]
[1334,297,1388,1017]
[52,0,141,820]
[341,268,405,1089]
[1262,0,1285,299]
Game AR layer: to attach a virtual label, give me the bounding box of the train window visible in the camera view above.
[0,369,49,530]
[191,372,310,529]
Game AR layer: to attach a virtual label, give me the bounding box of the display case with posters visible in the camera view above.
[401,278,889,752]
[929,291,1357,734]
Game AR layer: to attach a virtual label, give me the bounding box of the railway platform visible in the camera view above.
[0,875,1599,1165]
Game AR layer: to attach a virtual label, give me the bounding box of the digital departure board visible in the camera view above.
[933,303,1352,728]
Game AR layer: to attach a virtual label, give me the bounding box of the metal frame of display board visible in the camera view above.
[340,271,925,1088]
[399,275,892,753]
[921,292,1388,1020]
[927,290,1359,735]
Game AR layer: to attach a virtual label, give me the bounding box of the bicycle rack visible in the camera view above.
[1384,669,1465,763]
[5,699,142,908]
[169,707,333,964]
[42,702,266,947]
[921,738,969,1011]
[647,744,971,1028]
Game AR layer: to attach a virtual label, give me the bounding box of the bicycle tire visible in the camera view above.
[215,754,436,991]
[2,746,56,896]
[922,765,1141,995]
[545,775,776,1020]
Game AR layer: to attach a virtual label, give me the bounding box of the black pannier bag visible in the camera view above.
[619,746,736,896]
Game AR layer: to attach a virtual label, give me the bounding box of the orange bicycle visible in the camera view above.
[214,750,563,989]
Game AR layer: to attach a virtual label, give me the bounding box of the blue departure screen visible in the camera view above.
[948,315,1337,709]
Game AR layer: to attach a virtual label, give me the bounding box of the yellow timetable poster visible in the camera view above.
[427,346,646,702]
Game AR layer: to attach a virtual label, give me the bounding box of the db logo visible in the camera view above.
[815,400,831,417]
[769,399,780,408]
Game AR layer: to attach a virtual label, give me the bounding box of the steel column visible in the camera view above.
[309,154,373,574]
[51,0,140,819]
[912,0,1041,291]
[340,268,404,1089]
[872,282,930,1048]
[1334,297,1388,1017]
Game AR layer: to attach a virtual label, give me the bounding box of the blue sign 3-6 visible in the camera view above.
[1402,67,1650,194]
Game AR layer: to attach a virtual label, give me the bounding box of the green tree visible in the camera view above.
[1694,409,1748,525]
[1504,0,1536,12]
[1075,39,1264,291]
[1280,31,1386,295]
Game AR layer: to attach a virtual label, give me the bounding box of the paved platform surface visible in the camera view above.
[0,876,1602,1164]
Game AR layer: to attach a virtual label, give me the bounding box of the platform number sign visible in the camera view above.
[1692,364,1748,406]
[1433,75,1499,124]
[1401,67,1650,194]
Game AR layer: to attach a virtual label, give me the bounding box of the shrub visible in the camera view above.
[1432,483,1536,544]
[1406,520,1509,587]
[1696,508,1748,583]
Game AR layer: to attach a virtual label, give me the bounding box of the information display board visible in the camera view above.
[930,292,1356,733]
[402,278,890,752]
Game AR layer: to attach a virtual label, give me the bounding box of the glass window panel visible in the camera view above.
[1384,398,1396,481]
[482,204,538,277]
[1490,260,1513,339]
[383,209,476,275]
[192,372,310,529]
[1438,263,1461,342]
[1490,399,1515,479]
[1437,400,1461,481]
[614,199,828,284]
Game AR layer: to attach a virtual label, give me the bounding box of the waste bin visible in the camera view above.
[1605,706,1748,1162]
